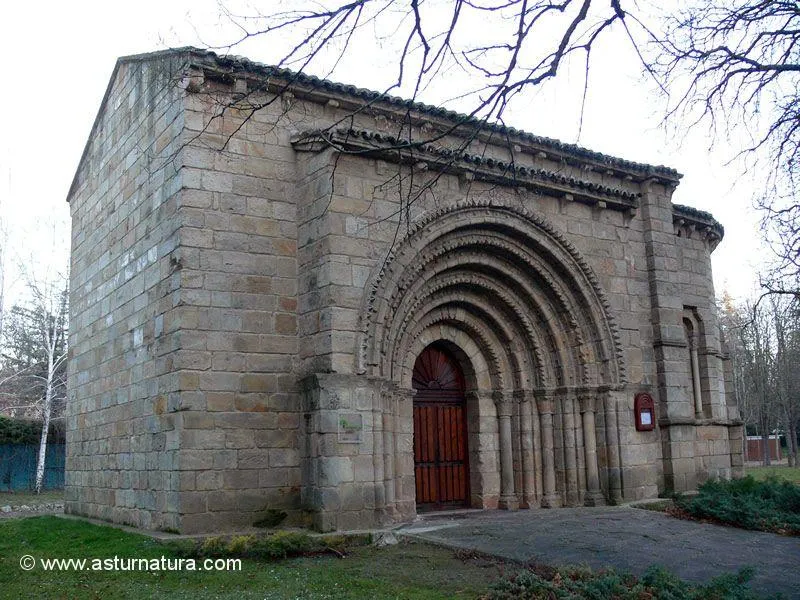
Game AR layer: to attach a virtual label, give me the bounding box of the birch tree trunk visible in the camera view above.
[34,324,58,494]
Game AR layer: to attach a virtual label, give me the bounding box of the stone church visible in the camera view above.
[65,48,743,534]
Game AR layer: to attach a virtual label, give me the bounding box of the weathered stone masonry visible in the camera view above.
[66,48,743,534]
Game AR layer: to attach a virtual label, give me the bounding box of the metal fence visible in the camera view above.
[0,444,65,491]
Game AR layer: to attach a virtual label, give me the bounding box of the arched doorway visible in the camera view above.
[412,344,470,510]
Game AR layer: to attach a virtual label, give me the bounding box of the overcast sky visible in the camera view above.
[0,0,771,308]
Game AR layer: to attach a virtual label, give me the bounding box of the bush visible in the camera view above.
[675,476,800,535]
[0,416,66,445]
[484,565,768,600]
[0,417,40,444]
[177,530,369,561]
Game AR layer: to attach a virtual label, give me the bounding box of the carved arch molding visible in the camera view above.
[357,201,626,509]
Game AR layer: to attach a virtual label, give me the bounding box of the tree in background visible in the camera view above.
[0,270,68,492]
[721,291,800,465]
[772,295,800,465]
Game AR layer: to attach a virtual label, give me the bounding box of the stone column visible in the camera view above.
[391,388,415,520]
[515,389,537,508]
[536,391,560,507]
[494,391,519,510]
[574,397,586,504]
[373,387,386,518]
[579,393,605,506]
[561,390,579,506]
[532,397,543,504]
[603,390,622,503]
[383,394,395,512]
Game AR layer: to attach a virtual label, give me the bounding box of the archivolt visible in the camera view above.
[356,200,625,388]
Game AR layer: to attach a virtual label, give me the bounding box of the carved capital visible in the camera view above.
[513,389,532,403]
[579,395,597,414]
[534,388,556,414]
[493,390,514,416]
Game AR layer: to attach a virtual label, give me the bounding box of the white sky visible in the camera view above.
[0,0,771,309]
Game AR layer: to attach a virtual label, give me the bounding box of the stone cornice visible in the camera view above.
[293,127,641,213]
[175,48,682,184]
[654,337,689,349]
[172,47,682,179]
[672,204,724,250]
[67,47,686,204]
[658,417,744,428]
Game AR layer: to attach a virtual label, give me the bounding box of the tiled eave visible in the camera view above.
[673,203,725,250]
[184,48,683,187]
[292,127,642,213]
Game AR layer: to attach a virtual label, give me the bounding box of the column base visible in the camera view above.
[583,491,606,506]
[541,494,561,508]
[499,495,520,510]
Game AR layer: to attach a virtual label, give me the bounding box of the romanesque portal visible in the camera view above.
[65,48,743,533]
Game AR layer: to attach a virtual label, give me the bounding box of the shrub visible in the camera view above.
[0,416,66,445]
[249,531,314,559]
[175,530,369,561]
[484,565,767,600]
[675,476,800,535]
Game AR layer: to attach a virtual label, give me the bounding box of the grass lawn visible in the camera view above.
[0,490,64,506]
[745,465,800,485]
[0,516,500,599]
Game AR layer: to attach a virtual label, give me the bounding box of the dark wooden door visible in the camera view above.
[412,345,470,509]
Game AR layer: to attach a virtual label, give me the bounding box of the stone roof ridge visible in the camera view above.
[124,47,682,182]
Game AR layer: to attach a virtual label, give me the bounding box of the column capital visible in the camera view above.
[536,399,555,415]
[553,386,577,400]
[493,390,514,416]
[397,387,416,401]
[534,388,556,414]
[513,389,534,403]
[579,395,597,414]
[465,389,492,402]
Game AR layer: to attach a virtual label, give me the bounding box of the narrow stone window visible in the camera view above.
[683,313,704,418]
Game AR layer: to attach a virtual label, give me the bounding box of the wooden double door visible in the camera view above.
[412,345,470,509]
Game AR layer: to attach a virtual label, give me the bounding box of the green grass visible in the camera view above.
[0,516,499,599]
[745,465,800,485]
[0,490,64,506]
[675,476,800,535]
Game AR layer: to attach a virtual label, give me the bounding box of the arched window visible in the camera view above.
[683,311,704,418]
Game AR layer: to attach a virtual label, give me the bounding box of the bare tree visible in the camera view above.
[212,0,639,125]
[654,0,800,283]
[195,0,799,284]
[0,270,68,492]
[772,294,800,465]
[723,290,800,465]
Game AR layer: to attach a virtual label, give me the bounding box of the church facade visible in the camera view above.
[65,48,743,534]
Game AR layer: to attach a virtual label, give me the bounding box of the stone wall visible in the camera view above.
[66,55,185,530]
